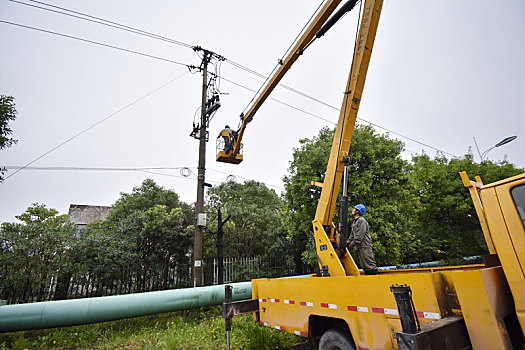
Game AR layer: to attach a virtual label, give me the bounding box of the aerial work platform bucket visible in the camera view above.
[216,150,243,164]
[216,131,243,164]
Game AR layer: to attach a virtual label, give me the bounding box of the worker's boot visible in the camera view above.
[364,268,378,275]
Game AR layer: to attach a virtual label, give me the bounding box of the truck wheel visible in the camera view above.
[319,327,356,350]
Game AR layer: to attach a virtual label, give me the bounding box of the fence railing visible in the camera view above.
[2,256,294,304]
[209,256,295,285]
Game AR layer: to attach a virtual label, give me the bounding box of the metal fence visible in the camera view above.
[2,256,295,304]
[210,256,295,285]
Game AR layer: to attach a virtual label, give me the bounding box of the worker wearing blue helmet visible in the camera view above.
[348,204,378,275]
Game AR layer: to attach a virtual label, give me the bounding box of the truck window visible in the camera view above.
[511,184,525,229]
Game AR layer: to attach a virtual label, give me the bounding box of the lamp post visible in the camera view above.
[473,136,517,162]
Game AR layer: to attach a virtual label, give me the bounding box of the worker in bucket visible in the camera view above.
[222,125,234,154]
[348,204,378,275]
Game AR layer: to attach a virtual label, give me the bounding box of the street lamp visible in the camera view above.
[474,136,517,162]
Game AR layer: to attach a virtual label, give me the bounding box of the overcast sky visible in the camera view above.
[1,0,524,224]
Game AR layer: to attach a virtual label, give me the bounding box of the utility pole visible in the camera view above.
[193,50,211,287]
[190,47,223,287]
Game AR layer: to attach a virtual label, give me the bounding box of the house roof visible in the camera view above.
[68,204,111,225]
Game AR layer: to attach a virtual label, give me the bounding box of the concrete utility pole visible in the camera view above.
[193,50,212,287]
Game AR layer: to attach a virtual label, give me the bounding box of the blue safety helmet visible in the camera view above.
[225,125,230,128]
[353,204,366,215]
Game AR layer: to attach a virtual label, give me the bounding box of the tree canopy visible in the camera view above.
[206,180,288,263]
[282,125,418,271]
[282,125,524,270]
[0,95,18,182]
[408,153,523,262]
[0,180,196,303]
[97,179,194,292]
[0,95,17,151]
[0,204,76,303]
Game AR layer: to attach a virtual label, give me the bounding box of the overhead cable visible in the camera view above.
[4,166,190,171]
[3,72,189,181]
[0,20,189,67]
[216,74,335,125]
[206,168,283,191]
[9,0,194,48]
[215,74,458,158]
[9,0,333,109]
[2,165,284,190]
[2,3,457,157]
[7,0,325,124]
[1,16,455,157]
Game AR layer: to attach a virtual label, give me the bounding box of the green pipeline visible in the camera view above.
[0,282,251,333]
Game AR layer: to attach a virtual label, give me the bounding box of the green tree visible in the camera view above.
[0,95,18,181]
[281,127,334,274]
[409,152,523,262]
[206,180,292,278]
[283,125,418,272]
[100,179,194,291]
[0,203,75,303]
[63,220,139,297]
[0,95,17,150]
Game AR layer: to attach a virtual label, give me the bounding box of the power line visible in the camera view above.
[2,165,285,190]
[217,74,335,125]
[0,20,190,67]
[216,74,458,157]
[2,4,457,157]
[9,0,328,103]
[9,0,194,49]
[9,0,334,111]
[3,72,189,181]
[1,17,455,157]
[6,167,198,181]
[2,165,199,181]
[4,166,189,171]
[136,170,196,181]
[207,168,284,191]
[8,0,324,106]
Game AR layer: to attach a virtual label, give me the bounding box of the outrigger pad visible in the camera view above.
[396,316,470,350]
[223,299,259,319]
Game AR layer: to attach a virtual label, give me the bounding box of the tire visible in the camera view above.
[318,327,356,350]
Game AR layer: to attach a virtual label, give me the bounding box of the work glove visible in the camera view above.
[348,243,354,251]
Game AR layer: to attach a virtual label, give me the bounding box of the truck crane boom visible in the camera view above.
[218,0,383,277]
[313,0,382,278]
[216,0,360,165]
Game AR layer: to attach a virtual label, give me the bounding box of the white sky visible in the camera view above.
[1,0,524,224]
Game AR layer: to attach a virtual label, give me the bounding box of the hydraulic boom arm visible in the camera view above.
[313,0,383,277]
[217,0,360,163]
[219,0,384,278]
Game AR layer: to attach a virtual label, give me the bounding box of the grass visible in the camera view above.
[0,306,303,349]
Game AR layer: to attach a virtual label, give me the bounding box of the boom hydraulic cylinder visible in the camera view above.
[338,156,351,255]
